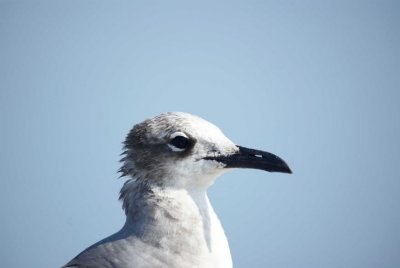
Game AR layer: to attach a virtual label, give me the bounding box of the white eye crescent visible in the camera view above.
[170,132,188,140]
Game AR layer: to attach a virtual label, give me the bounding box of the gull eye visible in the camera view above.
[170,136,189,149]
[168,132,193,152]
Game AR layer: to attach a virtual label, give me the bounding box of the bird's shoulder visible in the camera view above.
[62,231,142,268]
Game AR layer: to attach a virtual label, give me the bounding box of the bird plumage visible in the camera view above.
[63,112,291,268]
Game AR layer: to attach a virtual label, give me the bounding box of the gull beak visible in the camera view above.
[205,145,292,174]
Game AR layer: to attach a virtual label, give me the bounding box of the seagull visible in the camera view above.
[63,112,291,268]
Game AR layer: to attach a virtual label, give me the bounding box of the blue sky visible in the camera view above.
[1,1,399,267]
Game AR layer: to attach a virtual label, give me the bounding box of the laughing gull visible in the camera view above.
[63,112,291,268]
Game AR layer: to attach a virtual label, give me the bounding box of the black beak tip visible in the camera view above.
[281,164,293,174]
[268,156,292,174]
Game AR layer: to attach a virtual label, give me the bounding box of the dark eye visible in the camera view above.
[169,135,190,150]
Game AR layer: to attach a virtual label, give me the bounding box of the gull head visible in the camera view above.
[120,112,291,189]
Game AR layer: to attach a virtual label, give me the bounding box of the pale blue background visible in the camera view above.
[1,1,399,267]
